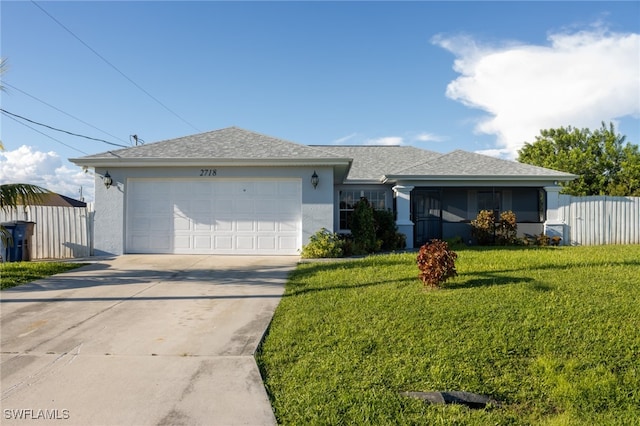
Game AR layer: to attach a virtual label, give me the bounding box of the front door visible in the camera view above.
[413,189,442,246]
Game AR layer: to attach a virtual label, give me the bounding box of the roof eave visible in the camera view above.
[340,178,388,185]
[382,174,577,183]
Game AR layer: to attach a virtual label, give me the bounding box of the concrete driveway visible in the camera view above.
[1,255,298,425]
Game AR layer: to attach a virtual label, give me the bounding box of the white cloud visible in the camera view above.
[331,133,359,145]
[434,26,640,159]
[365,136,404,146]
[413,132,444,143]
[0,145,94,202]
[475,148,510,158]
[331,132,444,147]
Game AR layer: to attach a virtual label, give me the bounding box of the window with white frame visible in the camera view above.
[339,190,387,230]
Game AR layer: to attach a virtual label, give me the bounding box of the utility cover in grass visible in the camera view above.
[400,391,500,409]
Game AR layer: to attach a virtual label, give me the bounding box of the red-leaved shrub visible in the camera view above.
[416,239,458,288]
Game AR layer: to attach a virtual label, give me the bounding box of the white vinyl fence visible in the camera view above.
[1,204,94,259]
[559,195,640,246]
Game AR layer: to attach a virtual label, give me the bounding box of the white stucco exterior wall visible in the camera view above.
[393,185,414,248]
[93,168,125,256]
[302,168,334,244]
[543,185,567,244]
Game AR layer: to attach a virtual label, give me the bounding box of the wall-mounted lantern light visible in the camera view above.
[104,171,113,189]
[311,171,319,189]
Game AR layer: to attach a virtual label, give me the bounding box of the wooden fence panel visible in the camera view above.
[1,205,93,259]
[560,195,640,245]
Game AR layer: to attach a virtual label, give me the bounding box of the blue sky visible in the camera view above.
[1,1,639,202]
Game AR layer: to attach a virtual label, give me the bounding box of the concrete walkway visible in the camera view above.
[1,255,298,425]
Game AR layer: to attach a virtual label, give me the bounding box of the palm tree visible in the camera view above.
[1,58,50,253]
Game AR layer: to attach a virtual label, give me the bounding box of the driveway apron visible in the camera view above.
[1,255,298,425]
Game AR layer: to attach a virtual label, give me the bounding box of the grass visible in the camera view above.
[1,261,86,290]
[257,245,640,425]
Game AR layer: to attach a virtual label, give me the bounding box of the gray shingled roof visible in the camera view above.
[314,145,443,181]
[71,127,575,182]
[389,150,576,179]
[74,127,343,160]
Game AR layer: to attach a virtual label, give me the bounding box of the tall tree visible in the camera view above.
[518,122,640,196]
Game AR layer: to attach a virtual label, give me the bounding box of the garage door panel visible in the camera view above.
[215,219,233,232]
[174,216,190,231]
[214,236,233,250]
[150,235,171,251]
[276,180,295,192]
[194,236,212,249]
[132,201,150,215]
[257,182,277,195]
[279,220,299,233]
[279,236,298,250]
[279,199,299,213]
[193,200,212,213]
[193,181,214,195]
[217,182,235,195]
[130,217,150,230]
[174,235,191,250]
[127,179,301,254]
[214,201,233,213]
[150,198,170,213]
[258,236,276,250]
[237,220,255,232]
[194,221,212,231]
[149,217,171,231]
[256,199,278,214]
[234,199,254,213]
[258,220,277,232]
[236,236,255,250]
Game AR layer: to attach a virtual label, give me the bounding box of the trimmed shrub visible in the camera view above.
[471,210,495,245]
[339,233,355,257]
[350,198,378,254]
[471,210,519,246]
[536,233,551,246]
[373,209,406,251]
[416,239,458,288]
[497,210,518,245]
[300,228,344,258]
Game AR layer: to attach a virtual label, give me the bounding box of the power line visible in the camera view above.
[1,108,128,148]
[3,113,88,155]
[3,82,130,145]
[30,0,201,133]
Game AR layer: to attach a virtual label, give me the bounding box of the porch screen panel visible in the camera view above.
[511,188,544,222]
[442,189,468,222]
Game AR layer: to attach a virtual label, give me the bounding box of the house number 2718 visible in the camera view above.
[200,169,217,176]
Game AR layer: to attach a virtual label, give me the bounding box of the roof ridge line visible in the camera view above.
[389,151,446,175]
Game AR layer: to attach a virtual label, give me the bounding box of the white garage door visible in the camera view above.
[126,179,302,255]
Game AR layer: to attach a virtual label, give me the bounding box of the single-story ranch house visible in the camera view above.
[71,127,575,256]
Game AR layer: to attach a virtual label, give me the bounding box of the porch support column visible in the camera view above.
[543,185,567,245]
[393,185,414,248]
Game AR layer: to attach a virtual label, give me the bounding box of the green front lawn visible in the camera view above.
[1,261,86,290]
[257,245,640,425]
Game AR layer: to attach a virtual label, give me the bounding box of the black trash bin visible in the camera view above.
[1,221,36,262]
[1,222,18,262]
